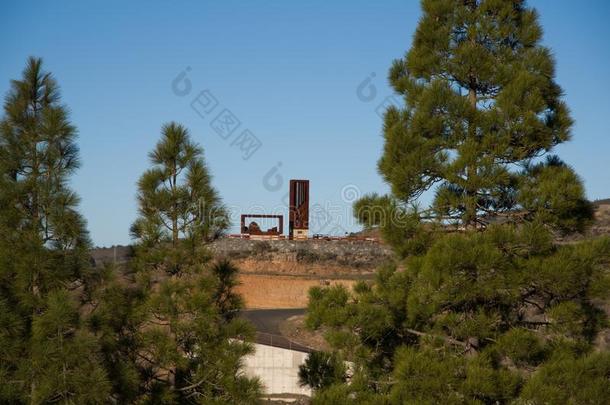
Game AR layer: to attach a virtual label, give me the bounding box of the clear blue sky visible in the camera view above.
[2,1,610,246]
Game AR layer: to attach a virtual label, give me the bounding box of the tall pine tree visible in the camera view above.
[95,125,262,403]
[308,2,610,403]
[0,57,109,403]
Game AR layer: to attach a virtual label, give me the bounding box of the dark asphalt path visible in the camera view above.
[240,308,311,352]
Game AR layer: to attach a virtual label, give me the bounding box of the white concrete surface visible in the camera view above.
[242,343,312,397]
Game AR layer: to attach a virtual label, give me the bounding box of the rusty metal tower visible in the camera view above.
[289,179,309,239]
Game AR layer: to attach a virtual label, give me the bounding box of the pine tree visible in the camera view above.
[376,0,590,231]
[131,122,228,248]
[298,351,346,391]
[211,258,245,322]
[0,57,109,403]
[308,2,610,403]
[85,263,149,403]
[137,265,261,403]
[96,129,262,403]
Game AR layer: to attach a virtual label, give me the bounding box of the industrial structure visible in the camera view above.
[240,214,283,239]
[289,179,309,239]
[240,179,309,240]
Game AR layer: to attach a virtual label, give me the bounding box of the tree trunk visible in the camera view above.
[465,86,478,229]
[172,165,179,245]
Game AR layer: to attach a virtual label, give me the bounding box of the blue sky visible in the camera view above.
[2,1,610,246]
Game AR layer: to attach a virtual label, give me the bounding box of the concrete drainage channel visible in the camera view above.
[240,309,314,398]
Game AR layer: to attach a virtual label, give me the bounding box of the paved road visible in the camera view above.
[240,308,311,352]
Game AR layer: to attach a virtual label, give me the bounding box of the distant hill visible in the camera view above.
[90,245,133,267]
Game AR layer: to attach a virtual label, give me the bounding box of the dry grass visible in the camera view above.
[236,274,356,309]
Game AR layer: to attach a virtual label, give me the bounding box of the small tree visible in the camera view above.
[298,351,346,391]
[211,258,245,322]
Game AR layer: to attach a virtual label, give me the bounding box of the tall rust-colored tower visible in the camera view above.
[289,179,309,239]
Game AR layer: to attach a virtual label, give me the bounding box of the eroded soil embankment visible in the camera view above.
[236,274,359,309]
[212,238,392,308]
[90,238,393,309]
